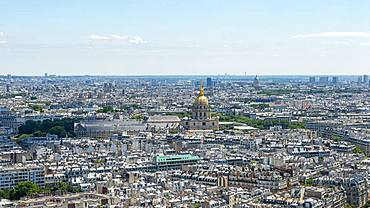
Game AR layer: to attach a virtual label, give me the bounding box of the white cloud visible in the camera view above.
[0,32,7,44]
[362,42,370,46]
[128,36,146,44]
[90,34,111,40]
[111,34,128,40]
[90,33,146,44]
[292,32,370,38]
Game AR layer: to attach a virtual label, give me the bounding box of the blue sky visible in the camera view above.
[1,0,370,75]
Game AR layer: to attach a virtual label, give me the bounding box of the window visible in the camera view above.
[202,122,206,126]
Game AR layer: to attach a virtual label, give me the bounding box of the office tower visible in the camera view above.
[309,77,316,83]
[206,77,213,88]
[357,76,363,83]
[192,80,202,88]
[332,76,339,84]
[363,75,369,83]
[6,83,10,92]
[319,76,329,83]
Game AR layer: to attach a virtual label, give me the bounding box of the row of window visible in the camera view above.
[185,122,216,126]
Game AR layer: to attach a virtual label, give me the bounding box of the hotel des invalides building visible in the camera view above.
[74,83,219,137]
[181,84,219,131]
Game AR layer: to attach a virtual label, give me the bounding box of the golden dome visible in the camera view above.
[194,84,209,105]
[195,95,209,105]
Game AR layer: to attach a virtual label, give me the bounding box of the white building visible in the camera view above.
[0,165,45,189]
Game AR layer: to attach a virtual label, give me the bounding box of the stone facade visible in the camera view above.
[182,84,219,130]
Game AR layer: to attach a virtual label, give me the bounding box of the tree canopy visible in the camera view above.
[0,181,41,200]
[220,115,305,130]
[0,181,82,200]
[18,118,77,138]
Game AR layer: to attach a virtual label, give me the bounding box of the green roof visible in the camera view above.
[156,154,201,163]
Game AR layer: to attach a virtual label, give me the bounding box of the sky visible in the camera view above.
[0,0,370,76]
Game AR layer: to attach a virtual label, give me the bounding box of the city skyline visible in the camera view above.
[1,0,370,75]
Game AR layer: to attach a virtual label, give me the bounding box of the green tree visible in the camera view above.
[332,135,342,142]
[39,119,54,132]
[49,126,67,138]
[11,181,41,200]
[18,120,39,134]
[29,105,44,113]
[305,178,314,186]
[32,130,44,137]
[18,118,77,137]
[97,106,115,113]
[54,182,81,193]
[353,146,364,155]
[193,202,201,208]
[0,189,11,199]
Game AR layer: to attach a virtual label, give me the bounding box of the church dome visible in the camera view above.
[194,84,208,105]
[195,95,208,105]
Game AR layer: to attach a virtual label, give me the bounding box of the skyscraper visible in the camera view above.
[363,75,369,83]
[332,76,339,84]
[309,77,316,83]
[206,77,213,88]
[357,76,363,83]
[319,76,329,83]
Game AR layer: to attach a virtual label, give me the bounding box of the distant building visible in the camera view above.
[0,107,21,135]
[253,75,261,90]
[74,119,147,137]
[332,76,339,84]
[363,74,369,83]
[20,134,60,147]
[146,115,181,131]
[319,76,329,83]
[357,76,363,83]
[342,176,368,207]
[309,77,316,83]
[314,175,368,208]
[0,165,45,189]
[206,77,213,88]
[6,84,10,93]
[155,154,201,171]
